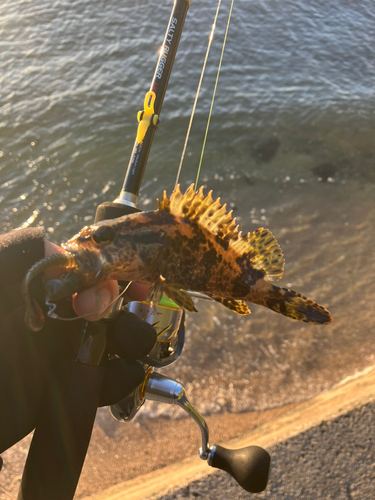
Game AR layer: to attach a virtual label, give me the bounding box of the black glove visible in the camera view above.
[0,303,156,455]
[99,310,156,406]
[0,228,156,455]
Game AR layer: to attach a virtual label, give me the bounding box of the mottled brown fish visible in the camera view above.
[23,184,332,331]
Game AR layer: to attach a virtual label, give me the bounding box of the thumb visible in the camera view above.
[72,280,119,321]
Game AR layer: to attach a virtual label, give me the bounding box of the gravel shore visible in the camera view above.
[156,402,375,500]
[2,371,374,500]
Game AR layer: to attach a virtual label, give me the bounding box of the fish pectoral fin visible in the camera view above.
[149,275,165,306]
[163,285,198,313]
[210,295,251,315]
[231,228,285,282]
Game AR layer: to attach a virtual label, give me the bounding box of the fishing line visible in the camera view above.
[194,0,235,190]
[174,0,223,189]
[46,281,132,321]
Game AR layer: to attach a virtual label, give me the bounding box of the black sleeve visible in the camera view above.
[0,229,87,453]
[0,228,51,452]
[0,227,45,315]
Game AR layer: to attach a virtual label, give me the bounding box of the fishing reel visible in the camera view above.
[110,294,185,421]
[109,294,271,494]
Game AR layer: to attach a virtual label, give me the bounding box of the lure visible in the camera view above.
[22,184,332,331]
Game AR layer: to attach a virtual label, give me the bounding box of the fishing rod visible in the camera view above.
[20,1,270,497]
[19,4,192,499]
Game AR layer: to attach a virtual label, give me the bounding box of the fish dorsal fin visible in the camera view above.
[230,228,285,282]
[157,184,239,241]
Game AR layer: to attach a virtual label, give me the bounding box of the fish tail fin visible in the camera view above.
[260,285,332,325]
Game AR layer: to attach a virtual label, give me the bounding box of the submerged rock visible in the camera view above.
[312,162,338,182]
[244,173,256,185]
[253,137,281,163]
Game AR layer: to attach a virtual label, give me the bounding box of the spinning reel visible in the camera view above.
[109,294,271,494]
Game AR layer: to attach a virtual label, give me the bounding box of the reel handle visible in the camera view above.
[138,373,271,493]
[208,444,270,493]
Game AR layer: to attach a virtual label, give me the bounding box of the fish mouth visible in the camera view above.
[22,251,79,332]
[44,269,88,301]
[22,247,107,330]
[61,241,81,253]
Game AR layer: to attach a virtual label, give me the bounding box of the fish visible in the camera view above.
[22,184,332,331]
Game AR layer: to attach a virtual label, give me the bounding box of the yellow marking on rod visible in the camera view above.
[136,91,158,144]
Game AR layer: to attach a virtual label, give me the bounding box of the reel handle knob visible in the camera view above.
[209,444,270,493]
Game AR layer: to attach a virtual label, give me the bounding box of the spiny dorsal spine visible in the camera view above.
[157,184,284,281]
[158,184,239,241]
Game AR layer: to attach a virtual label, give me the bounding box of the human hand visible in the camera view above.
[44,240,150,321]
[0,231,156,457]
[43,240,156,406]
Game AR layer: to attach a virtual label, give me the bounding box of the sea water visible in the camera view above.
[1,0,375,417]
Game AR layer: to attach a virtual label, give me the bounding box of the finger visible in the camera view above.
[72,280,119,321]
[98,358,146,407]
[108,311,156,361]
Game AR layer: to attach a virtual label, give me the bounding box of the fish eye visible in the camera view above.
[92,225,116,245]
